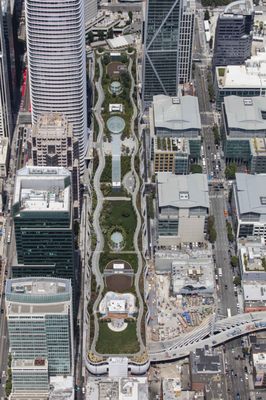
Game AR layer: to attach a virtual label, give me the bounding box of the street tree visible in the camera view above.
[204,9,210,20]
[231,256,238,268]
[225,163,237,180]
[233,276,241,286]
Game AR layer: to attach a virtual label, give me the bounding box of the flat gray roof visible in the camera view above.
[224,96,266,131]
[153,95,201,131]
[157,173,209,209]
[6,277,71,296]
[14,166,71,213]
[5,277,72,314]
[235,173,266,214]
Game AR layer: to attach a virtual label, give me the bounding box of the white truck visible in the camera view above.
[218,268,222,277]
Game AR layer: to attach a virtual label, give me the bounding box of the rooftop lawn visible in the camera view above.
[96,321,139,354]
[101,200,136,251]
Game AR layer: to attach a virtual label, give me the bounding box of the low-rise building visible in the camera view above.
[149,95,201,172]
[171,251,214,295]
[232,173,266,239]
[157,173,209,245]
[222,96,266,171]
[238,237,266,281]
[215,52,266,109]
[162,378,181,399]
[242,282,266,312]
[155,248,213,273]
[190,346,224,393]
[86,377,149,400]
[253,353,266,387]
[153,137,190,174]
[250,335,266,388]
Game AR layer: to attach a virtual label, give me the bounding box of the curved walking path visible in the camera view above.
[128,56,145,353]
[89,54,145,356]
[90,57,106,353]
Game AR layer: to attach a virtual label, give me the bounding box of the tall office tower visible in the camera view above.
[0,5,13,142]
[12,166,75,286]
[178,0,195,84]
[213,0,254,69]
[25,0,88,171]
[2,0,17,109]
[6,277,74,377]
[28,113,80,219]
[84,0,98,25]
[142,0,183,105]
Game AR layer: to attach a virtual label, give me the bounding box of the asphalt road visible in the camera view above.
[193,17,250,398]
[0,130,18,398]
[224,339,252,400]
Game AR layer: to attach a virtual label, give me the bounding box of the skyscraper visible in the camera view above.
[6,277,74,376]
[25,0,88,170]
[0,4,13,141]
[2,0,17,110]
[12,166,75,286]
[142,0,183,104]
[28,113,81,219]
[178,0,195,84]
[213,0,254,70]
[84,0,98,25]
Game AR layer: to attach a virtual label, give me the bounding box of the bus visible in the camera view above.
[227,308,231,318]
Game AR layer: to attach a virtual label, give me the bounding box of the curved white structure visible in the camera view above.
[148,311,266,362]
[25,0,87,170]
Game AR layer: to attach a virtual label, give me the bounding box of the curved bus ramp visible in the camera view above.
[148,311,266,362]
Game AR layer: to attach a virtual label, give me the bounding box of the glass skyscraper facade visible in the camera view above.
[213,0,254,70]
[142,0,183,104]
[12,167,75,286]
[6,277,74,376]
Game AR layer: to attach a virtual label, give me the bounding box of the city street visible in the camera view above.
[0,119,22,398]
[193,14,252,399]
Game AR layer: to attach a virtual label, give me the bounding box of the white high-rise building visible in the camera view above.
[25,0,88,170]
[84,0,98,25]
[6,277,74,376]
[178,0,195,84]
